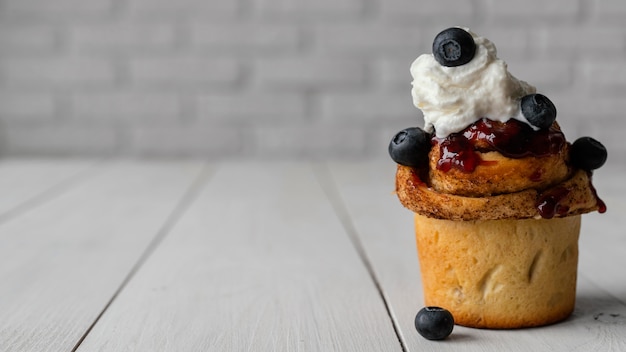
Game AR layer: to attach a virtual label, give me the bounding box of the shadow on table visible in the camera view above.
[569,292,626,325]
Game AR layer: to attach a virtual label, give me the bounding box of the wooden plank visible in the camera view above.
[75,162,402,352]
[0,160,206,352]
[0,158,97,221]
[327,161,626,352]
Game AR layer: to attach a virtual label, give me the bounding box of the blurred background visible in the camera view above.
[0,0,624,161]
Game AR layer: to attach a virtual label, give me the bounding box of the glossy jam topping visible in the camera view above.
[435,134,492,172]
[534,173,607,219]
[433,118,566,173]
[536,187,571,219]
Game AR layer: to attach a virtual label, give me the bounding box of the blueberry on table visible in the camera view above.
[521,94,557,130]
[432,27,476,67]
[388,127,431,167]
[415,306,454,340]
[571,137,607,170]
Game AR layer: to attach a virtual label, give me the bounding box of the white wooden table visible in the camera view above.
[0,158,624,352]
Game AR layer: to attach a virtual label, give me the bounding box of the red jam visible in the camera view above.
[435,134,483,172]
[433,118,566,173]
[536,187,571,219]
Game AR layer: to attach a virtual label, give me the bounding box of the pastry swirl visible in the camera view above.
[395,164,601,221]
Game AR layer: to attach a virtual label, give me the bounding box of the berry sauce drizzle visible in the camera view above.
[433,118,566,173]
[536,187,571,219]
[535,174,607,219]
[434,134,488,172]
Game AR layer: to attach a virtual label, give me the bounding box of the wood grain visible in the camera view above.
[0,160,206,352]
[0,158,96,221]
[75,162,402,352]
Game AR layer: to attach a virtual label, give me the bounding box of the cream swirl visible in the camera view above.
[410,29,536,138]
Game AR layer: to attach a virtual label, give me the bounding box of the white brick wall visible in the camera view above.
[69,24,177,52]
[1,58,117,87]
[0,0,624,161]
[3,0,114,17]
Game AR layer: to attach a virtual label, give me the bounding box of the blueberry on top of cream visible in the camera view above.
[411,28,537,138]
[432,27,476,67]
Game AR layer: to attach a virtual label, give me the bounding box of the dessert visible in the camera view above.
[389,27,607,329]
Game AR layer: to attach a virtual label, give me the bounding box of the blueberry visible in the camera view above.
[571,137,607,170]
[415,306,454,340]
[521,94,557,130]
[432,27,476,67]
[388,127,431,167]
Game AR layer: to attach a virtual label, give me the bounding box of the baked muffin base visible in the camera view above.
[414,213,580,329]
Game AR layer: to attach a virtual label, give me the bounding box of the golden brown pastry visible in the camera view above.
[395,165,602,222]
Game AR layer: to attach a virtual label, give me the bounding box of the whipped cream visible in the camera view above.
[410,29,536,138]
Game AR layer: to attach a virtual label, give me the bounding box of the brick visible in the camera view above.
[377,58,417,91]
[2,124,119,155]
[254,58,366,89]
[505,60,572,89]
[256,0,364,18]
[548,91,626,117]
[485,0,580,21]
[380,0,475,20]
[2,0,113,17]
[314,24,421,54]
[128,126,243,156]
[72,92,181,119]
[534,26,626,58]
[196,92,306,121]
[253,125,367,157]
[190,24,300,52]
[0,25,58,52]
[129,58,240,86]
[591,0,626,21]
[127,0,238,17]
[473,27,529,59]
[69,24,176,52]
[320,93,416,123]
[581,61,626,94]
[0,92,56,119]
[0,58,115,87]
